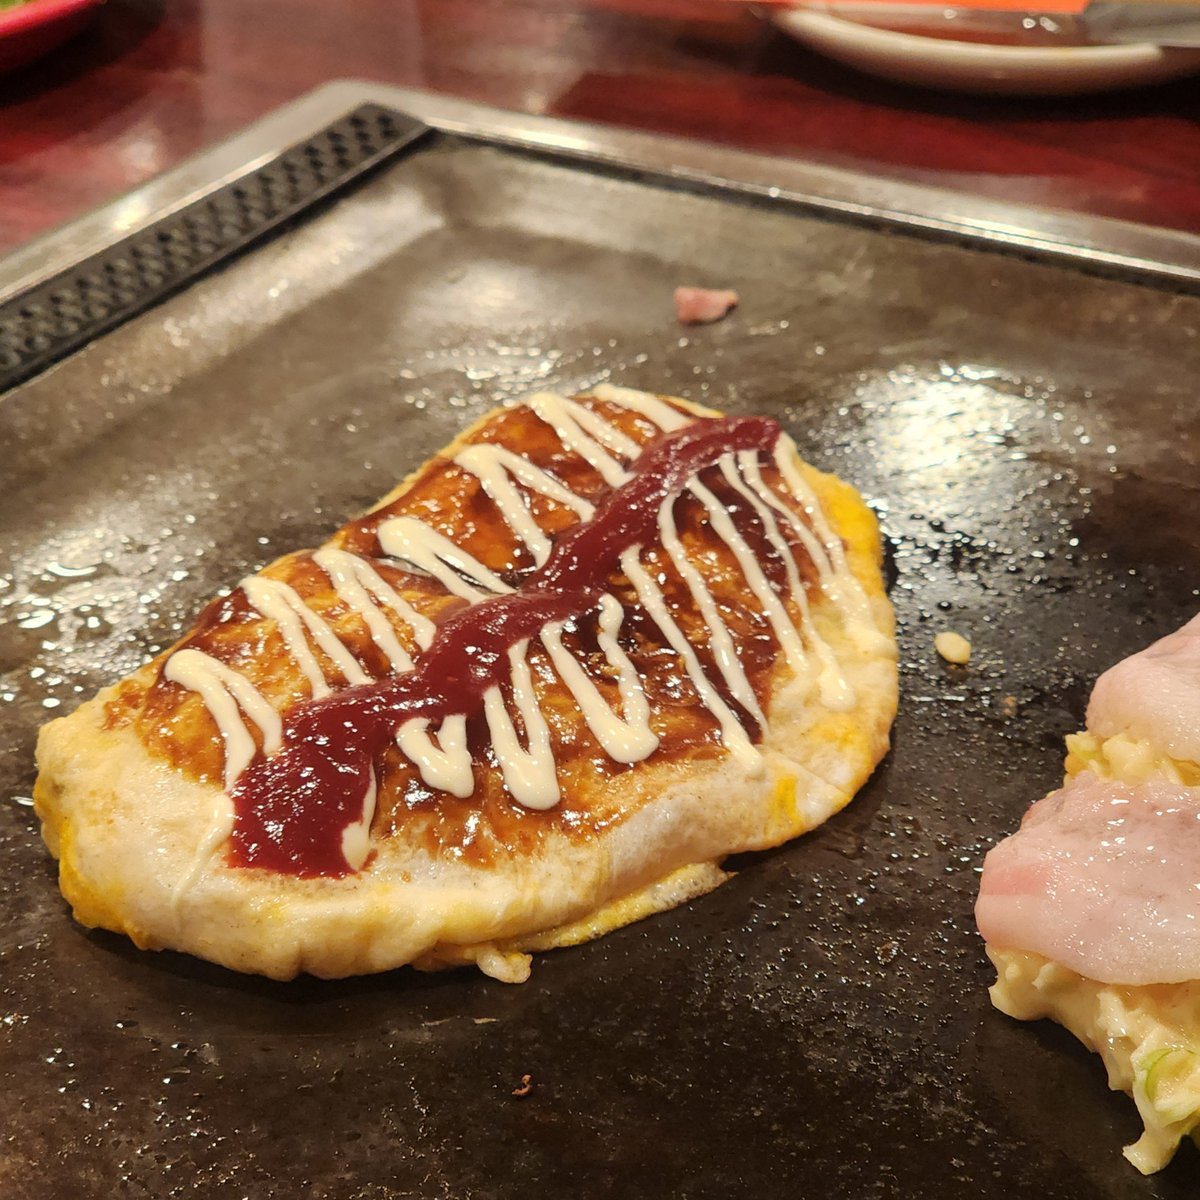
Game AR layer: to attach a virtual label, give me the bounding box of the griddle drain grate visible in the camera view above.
[0,104,429,394]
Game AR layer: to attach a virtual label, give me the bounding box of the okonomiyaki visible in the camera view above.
[34,385,898,982]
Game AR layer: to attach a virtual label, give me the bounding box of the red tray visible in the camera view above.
[0,0,103,73]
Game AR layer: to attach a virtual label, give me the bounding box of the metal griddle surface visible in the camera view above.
[1,134,1197,1199]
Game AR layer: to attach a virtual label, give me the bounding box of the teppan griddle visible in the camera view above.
[1,84,1197,1200]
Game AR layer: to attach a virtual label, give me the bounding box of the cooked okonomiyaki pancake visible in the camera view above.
[34,385,897,982]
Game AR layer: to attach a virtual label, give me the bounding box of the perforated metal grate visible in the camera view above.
[0,104,429,394]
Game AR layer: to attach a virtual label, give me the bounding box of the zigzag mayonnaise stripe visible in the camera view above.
[313,546,474,799]
[374,517,558,806]
[720,455,852,711]
[241,576,370,696]
[163,650,282,788]
[591,384,854,707]
[453,442,658,768]
[312,546,423,671]
[657,489,766,727]
[165,388,859,813]
[515,390,764,763]
[619,546,759,766]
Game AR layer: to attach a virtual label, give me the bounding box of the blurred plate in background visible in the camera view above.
[771,6,1200,94]
[0,0,104,74]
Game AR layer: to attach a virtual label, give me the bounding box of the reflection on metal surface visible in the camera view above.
[1,81,1199,308]
[0,106,433,392]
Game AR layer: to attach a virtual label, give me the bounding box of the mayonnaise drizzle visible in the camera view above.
[541,604,658,764]
[526,392,628,487]
[313,546,474,798]
[374,516,564,802]
[453,440,659,767]
[377,517,509,599]
[657,491,765,726]
[163,648,283,787]
[588,384,853,708]
[241,576,369,696]
[482,641,559,810]
[723,454,852,711]
[312,546,422,670]
[340,767,378,872]
[164,387,867,815]
[619,546,759,767]
[452,435,663,790]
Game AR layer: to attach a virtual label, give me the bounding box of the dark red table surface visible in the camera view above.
[0,0,1198,260]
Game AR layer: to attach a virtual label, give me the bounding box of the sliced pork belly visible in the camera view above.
[1088,614,1200,766]
[978,612,1200,1171]
[976,771,1200,986]
[673,286,739,325]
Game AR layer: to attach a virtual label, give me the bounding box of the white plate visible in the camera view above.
[770,8,1200,95]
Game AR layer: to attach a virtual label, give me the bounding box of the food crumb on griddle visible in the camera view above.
[512,1073,533,1097]
[935,631,972,665]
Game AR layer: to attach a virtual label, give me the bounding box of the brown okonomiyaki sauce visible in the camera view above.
[106,397,832,870]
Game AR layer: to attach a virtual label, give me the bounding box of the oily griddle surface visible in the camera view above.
[1,136,1197,1199]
